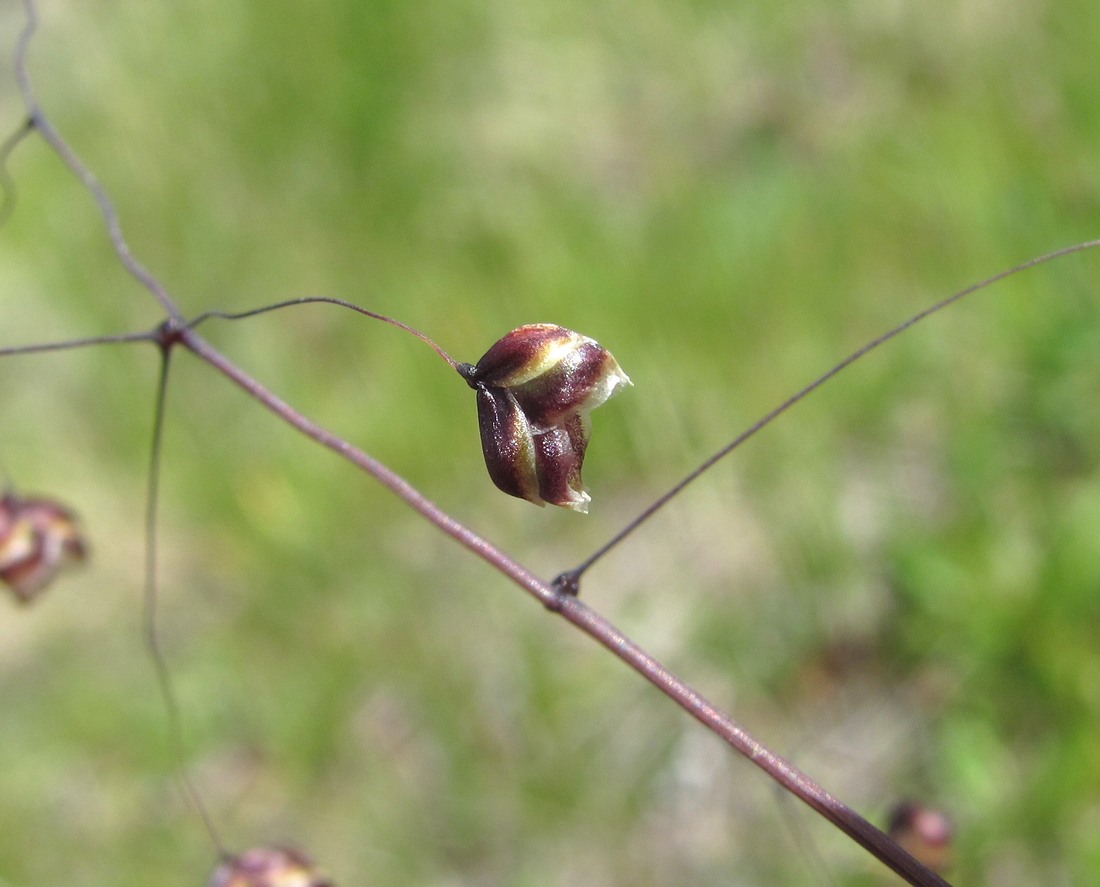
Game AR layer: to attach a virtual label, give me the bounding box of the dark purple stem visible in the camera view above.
[557,599,949,886]
[12,1,949,880]
[180,326,949,887]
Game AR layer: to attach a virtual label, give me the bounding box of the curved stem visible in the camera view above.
[142,348,228,856]
[188,296,461,370]
[14,0,184,322]
[179,325,950,887]
[562,239,1100,586]
[8,1,957,879]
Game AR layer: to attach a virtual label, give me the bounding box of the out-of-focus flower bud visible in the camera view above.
[208,846,334,887]
[0,492,86,604]
[460,324,631,512]
[887,800,953,874]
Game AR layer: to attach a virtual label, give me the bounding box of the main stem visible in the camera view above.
[181,327,949,887]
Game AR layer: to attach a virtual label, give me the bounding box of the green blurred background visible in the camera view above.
[1,0,1099,884]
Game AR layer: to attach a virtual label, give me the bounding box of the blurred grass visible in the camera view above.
[1,0,1099,884]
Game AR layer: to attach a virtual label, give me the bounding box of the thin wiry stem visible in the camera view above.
[0,330,158,357]
[190,296,462,369]
[558,238,1100,589]
[13,0,184,321]
[557,597,950,887]
[10,2,956,882]
[143,347,229,858]
[179,325,950,887]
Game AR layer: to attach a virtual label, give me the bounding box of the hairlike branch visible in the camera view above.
[0,330,159,357]
[178,326,949,887]
[141,347,228,858]
[190,298,461,370]
[11,0,1048,882]
[557,237,1100,591]
[13,0,184,322]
